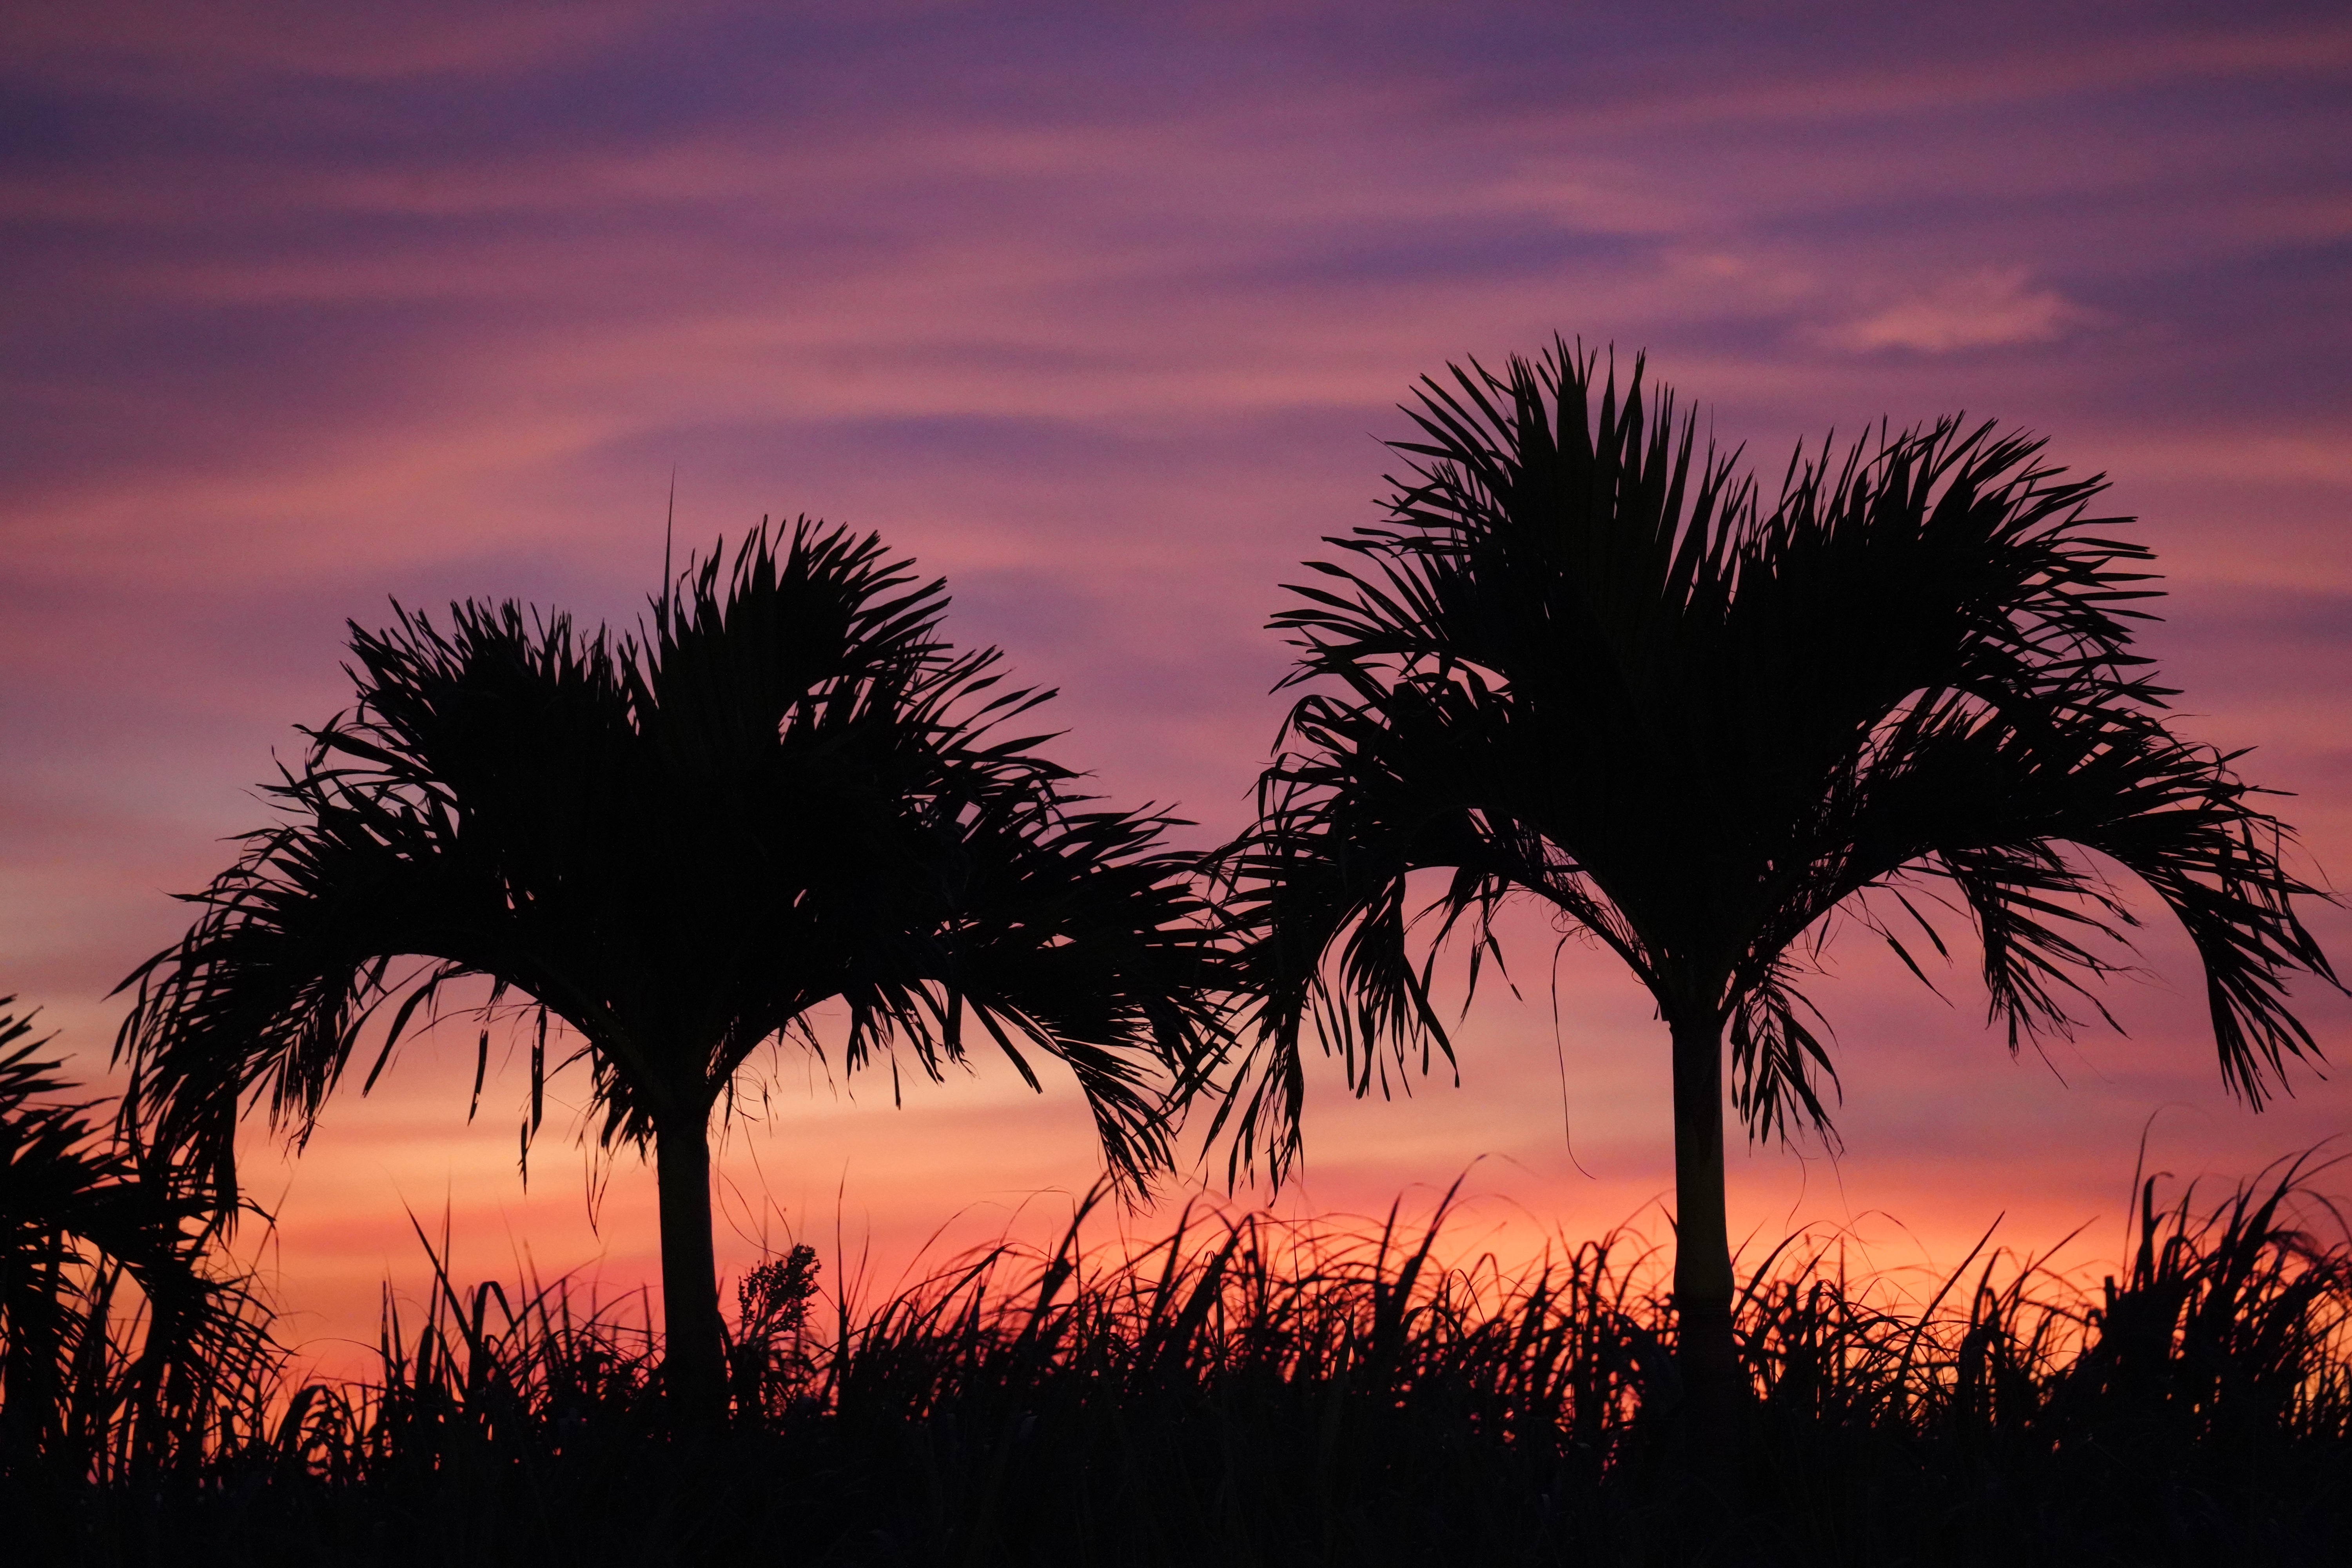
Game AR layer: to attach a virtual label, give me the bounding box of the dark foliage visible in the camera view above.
[15,1158,2348,1566]
[0,1000,271,1484]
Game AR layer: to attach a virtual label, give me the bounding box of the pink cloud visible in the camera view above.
[1822,267,2093,352]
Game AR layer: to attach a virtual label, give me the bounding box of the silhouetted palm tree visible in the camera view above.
[1,1000,262,1474]
[115,521,1223,1425]
[1207,342,2339,1482]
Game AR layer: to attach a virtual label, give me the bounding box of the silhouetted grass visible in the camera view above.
[11,1155,2348,1567]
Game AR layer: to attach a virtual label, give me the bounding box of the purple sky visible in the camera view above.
[5,2,2348,1363]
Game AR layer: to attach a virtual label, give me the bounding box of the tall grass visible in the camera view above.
[14,1156,2349,1566]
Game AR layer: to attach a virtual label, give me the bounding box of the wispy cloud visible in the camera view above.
[1822,268,2093,354]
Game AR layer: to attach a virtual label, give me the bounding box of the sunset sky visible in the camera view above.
[5,2,2348,1371]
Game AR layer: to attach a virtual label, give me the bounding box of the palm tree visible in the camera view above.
[114,520,1223,1425]
[1,999,264,1476]
[1206,341,2339,1481]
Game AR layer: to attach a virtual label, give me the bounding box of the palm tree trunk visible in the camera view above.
[1668,1008,1739,1503]
[654,1116,726,1432]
